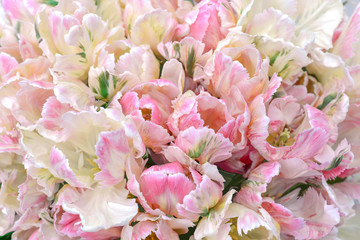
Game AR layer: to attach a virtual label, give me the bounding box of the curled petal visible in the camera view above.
[175,127,234,164]
[131,9,177,55]
[63,181,138,232]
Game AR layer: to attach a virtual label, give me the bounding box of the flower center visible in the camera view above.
[229,217,241,240]
[267,127,295,147]
[141,108,152,121]
[145,232,159,240]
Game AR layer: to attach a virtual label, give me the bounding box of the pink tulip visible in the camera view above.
[138,162,197,217]
[129,161,223,220]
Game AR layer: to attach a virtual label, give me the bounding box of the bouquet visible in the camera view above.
[0,0,359,239]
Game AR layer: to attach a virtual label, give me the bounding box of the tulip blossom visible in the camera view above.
[0,0,359,239]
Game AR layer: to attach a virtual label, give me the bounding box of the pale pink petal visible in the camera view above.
[218,114,249,151]
[56,211,82,238]
[155,220,182,240]
[177,175,223,221]
[137,120,174,153]
[263,73,282,103]
[94,130,131,186]
[279,188,340,239]
[161,146,200,170]
[131,9,177,54]
[118,90,138,112]
[294,0,343,50]
[122,221,156,240]
[167,91,204,136]
[2,0,39,21]
[0,53,18,82]
[249,96,329,161]
[129,79,180,126]
[19,35,42,61]
[54,81,95,111]
[63,181,138,232]
[222,86,250,117]
[18,177,48,212]
[187,7,210,46]
[248,161,280,184]
[160,59,186,91]
[49,147,86,188]
[322,151,353,180]
[246,8,295,41]
[267,97,301,131]
[38,97,72,131]
[127,175,165,216]
[255,37,312,84]
[306,105,331,134]
[1,81,54,127]
[234,186,262,211]
[224,203,278,239]
[307,49,353,90]
[38,10,80,56]
[115,45,160,91]
[234,162,280,209]
[332,4,360,62]
[262,200,305,238]
[206,51,249,98]
[247,95,271,157]
[194,190,235,239]
[196,91,232,132]
[36,97,72,140]
[190,3,224,52]
[175,126,234,164]
[284,128,329,160]
[279,158,319,179]
[139,162,196,217]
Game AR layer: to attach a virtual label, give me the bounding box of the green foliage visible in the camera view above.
[188,140,207,159]
[186,47,196,77]
[42,0,59,6]
[327,176,346,185]
[280,181,320,199]
[0,232,13,240]
[219,169,247,194]
[179,226,196,240]
[317,93,337,110]
[98,71,110,99]
[325,155,344,171]
[269,51,280,66]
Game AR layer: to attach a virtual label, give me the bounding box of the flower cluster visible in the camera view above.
[0,0,360,239]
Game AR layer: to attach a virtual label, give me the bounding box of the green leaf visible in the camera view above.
[98,71,110,99]
[184,0,195,6]
[269,51,280,66]
[188,140,207,159]
[278,62,290,75]
[280,181,320,199]
[14,22,21,41]
[144,148,156,168]
[173,43,181,59]
[325,155,343,171]
[138,203,145,213]
[327,176,346,185]
[42,0,59,6]
[0,232,13,240]
[219,169,246,194]
[34,24,41,40]
[76,44,87,61]
[186,47,196,77]
[317,93,337,110]
[179,225,196,240]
